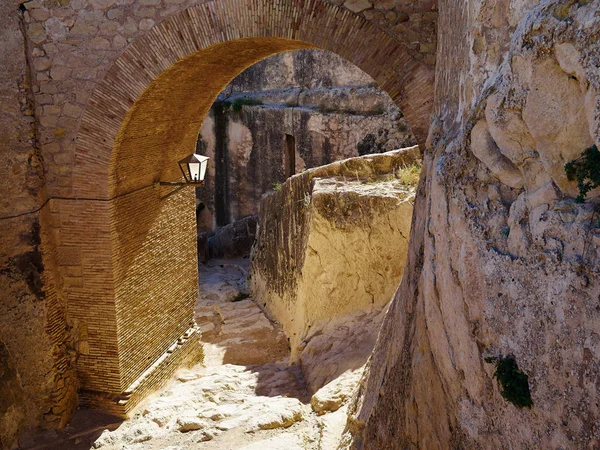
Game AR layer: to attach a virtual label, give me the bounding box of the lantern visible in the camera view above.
[177,153,210,184]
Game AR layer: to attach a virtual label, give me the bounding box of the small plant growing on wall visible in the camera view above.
[485,355,533,408]
[565,144,600,203]
[224,97,264,113]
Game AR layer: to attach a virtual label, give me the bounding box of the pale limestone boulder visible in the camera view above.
[311,369,362,414]
[522,57,595,196]
[176,416,208,432]
[244,397,304,431]
[250,149,419,369]
[470,119,523,188]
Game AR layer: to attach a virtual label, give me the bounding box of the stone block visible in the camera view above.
[50,66,71,81]
[28,23,47,44]
[372,0,395,9]
[29,8,50,21]
[344,0,372,13]
[139,18,155,31]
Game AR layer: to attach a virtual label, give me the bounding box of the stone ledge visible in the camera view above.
[78,325,203,417]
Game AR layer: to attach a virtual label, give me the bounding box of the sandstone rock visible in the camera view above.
[92,429,116,448]
[244,398,304,431]
[240,432,305,450]
[344,0,372,13]
[250,148,418,361]
[349,2,600,449]
[470,119,523,189]
[522,58,595,196]
[318,405,349,448]
[300,308,385,392]
[311,370,362,414]
[176,416,208,432]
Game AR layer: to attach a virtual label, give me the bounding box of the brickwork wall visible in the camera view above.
[112,187,199,391]
[325,0,437,65]
[1,0,437,440]
[52,199,121,393]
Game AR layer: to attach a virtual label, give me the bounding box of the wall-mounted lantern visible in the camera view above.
[159,153,210,186]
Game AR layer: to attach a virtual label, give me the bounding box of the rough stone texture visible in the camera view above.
[77,261,323,449]
[196,49,416,228]
[249,148,419,363]
[311,370,363,415]
[347,1,600,448]
[207,215,258,259]
[0,0,78,444]
[300,308,386,393]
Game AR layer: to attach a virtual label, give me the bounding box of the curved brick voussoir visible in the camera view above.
[25,0,434,423]
[74,0,434,199]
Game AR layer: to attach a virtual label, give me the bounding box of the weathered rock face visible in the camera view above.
[196,49,416,230]
[349,1,600,448]
[207,215,258,260]
[0,1,78,446]
[249,148,419,387]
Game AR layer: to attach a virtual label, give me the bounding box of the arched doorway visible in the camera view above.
[66,0,434,414]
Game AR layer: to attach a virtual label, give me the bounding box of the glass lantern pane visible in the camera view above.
[199,159,208,182]
[188,162,201,182]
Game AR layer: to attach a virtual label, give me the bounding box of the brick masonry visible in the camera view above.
[1,0,436,436]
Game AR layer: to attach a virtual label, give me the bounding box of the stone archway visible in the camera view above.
[65,0,434,414]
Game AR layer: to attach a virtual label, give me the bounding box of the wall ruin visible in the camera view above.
[196,48,416,230]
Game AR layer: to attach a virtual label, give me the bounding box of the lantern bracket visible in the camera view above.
[158,181,205,186]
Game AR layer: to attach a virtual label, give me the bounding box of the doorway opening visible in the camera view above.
[284,134,296,180]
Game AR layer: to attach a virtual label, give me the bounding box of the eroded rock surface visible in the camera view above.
[348,1,600,448]
[250,149,419,381]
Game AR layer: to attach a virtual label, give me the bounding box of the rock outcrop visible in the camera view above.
[206,215,258,260]
[347,1,600,448]
[249,148,420,391]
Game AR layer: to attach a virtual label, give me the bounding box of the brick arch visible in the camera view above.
[73,0,434,199]
[65,0,434,414]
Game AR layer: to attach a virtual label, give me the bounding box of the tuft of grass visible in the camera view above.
[224,97,264,113]
[396,163,422,187]
[485,355,533,408]
[273,182,282,191]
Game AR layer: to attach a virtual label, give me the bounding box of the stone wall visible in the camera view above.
[349,1,600,448]
[196,49,416,230]
[249,148,420,366]
[0,0,78,445]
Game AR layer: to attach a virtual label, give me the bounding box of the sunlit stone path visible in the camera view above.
[23,260,353,449]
